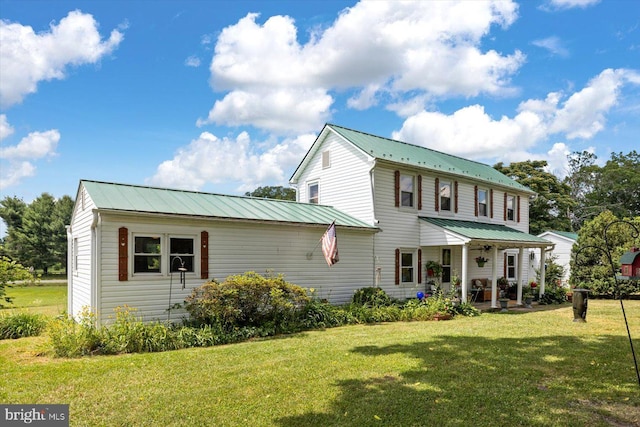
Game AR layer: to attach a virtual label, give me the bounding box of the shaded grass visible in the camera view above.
[2,282,67,316]
[0,300,639,426]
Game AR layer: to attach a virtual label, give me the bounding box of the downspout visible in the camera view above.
[491,245,499,308]
[369,159,379,286]
[91,211,101,326]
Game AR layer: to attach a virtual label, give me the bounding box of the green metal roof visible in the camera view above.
[81,180,376,229]
[420,217,551,245]
[327,124,534,194]
[620,250,640,265]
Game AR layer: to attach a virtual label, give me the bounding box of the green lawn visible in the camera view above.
[2,282,67,316]
[1,297,639,426]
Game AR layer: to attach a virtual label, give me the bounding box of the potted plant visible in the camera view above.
[475,255,489,267]
[425,260,443,278]
[523,285,533,308]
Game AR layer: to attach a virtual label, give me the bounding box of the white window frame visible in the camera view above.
[401,250,415,283]
[478,189,488,217]
[133,235,163,275]
[308,182,319,204]
[441,248,451,283]
[169,236,196,273]
[506,253,517,281]
[400,174,414,208]
[440,181,452,212]
[73,237,78,275]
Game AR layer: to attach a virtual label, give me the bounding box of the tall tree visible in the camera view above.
[585,151,640,220]
[14,193,57,273]
[563,151,600,230]
[52,195,75,270]
[494,160,575,235]
[0,196,27,257]
[245,186,296,201]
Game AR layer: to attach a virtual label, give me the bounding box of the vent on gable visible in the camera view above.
[322,150,330,169]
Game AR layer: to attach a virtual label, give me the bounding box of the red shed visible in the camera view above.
[620,247,640,279]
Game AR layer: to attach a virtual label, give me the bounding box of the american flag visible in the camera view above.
[321,221,339,266]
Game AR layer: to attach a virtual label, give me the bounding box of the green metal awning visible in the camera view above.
[420,217,552,247]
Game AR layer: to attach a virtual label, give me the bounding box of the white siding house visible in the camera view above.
[69,123,555,323]
[291,124,553,308]
[67,180,377,324]
[530,231,578,286]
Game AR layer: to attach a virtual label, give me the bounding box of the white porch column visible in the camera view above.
[517,246,525,306]
[491,245,499,308]
[461,244,469,303]
[539,247,547,295]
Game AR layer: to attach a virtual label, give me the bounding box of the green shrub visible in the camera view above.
[48,308,103,357]
[0,312,48,339]
[351,287,393,307]
[184,272,310,332]
[539,283,568,305]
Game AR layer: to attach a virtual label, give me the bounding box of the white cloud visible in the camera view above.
[0,114,14,140]
[543,0,600,10]
[0,9,124,108]
[0,161,36,189]
[0,126,59,190]
[0,129,60,159]
[200,1,524,133]
[532,36,570,57]
[147,131,315,192]
[393,68,639,162]
[184,55,201,67]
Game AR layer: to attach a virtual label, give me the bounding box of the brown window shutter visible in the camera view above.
[517,195,521,223]
[490,189,494,218]
[395,249,400,285]
[504,192,508,221]
[394,170,400,207]
[417,249,422,284]
[434,178,440,211]
[454,181,459,213]
[118,227,128,281]
[200,231,209,279]
[417,175,422,210]
[474,185,479,217]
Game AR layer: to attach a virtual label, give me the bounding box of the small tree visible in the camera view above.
[0,256,36,308]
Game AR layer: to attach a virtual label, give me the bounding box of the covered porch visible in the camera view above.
[419,217,554,309]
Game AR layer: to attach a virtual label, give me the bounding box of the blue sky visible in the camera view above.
[0,0,639,219]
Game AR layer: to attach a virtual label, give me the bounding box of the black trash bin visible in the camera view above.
[572,289,590,322]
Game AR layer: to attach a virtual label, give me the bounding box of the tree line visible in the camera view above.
[0,193,74,274]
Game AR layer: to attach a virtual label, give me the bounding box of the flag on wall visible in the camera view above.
[321,221,339,266]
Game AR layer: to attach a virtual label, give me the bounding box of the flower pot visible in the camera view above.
[477,262,485,268]
[524,296,533,309]
[499,299,509,312]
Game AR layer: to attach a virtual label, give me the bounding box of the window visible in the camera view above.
[308,182,319,204]
[442,249,451,283]
[401,252,414,283]
[440,181,451,211]
[134,236,161,273]
[400,175,414,207]
[506,195,516,221]
[322,150,330,169]
[478,189,488,217]
[506,254,517,281]
[170,237,194,272]
[73,238,78,273]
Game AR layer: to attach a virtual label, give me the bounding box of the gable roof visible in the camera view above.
[420,217,551,246]
[620,250,640,265]
[538,230,578,242]
[79,180,376,230]
[291,123,534,194]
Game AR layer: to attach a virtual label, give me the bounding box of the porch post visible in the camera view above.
[491,245,498,308]
[461,244,469,303]
[517,246,525,306]
[539,247,547,296]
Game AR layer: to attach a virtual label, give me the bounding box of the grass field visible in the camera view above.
[0,289,639,426]
[3,282,67,316]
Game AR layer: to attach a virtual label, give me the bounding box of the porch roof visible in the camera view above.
[419,217,552,247]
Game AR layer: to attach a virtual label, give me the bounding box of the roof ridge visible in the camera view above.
[327,123,500,170]
[81,179,303,205]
